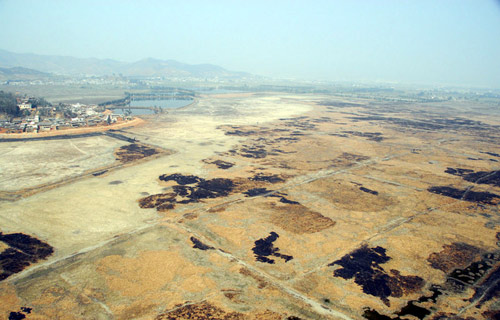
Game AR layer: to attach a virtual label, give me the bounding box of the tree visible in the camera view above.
[0,91,19,116]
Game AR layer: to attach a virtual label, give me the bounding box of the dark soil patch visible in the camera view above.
[329,245,424,306]
[252,232,293,264]
[0,232,54,281]
[427,186,500,205]
[190,237,214,250]
[109,180,123,185]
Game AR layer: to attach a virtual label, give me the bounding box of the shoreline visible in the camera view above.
[0,117,146,140]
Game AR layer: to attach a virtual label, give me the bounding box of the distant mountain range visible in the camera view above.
[0,49,251,79]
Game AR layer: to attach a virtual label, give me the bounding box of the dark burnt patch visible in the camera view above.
[138,193,177,210]
[360,187,379,195]
[274,136,299,142]
[196,179,234,197]
[483,310,500,320]
[109,180,123,185]
[239,146,268,159]
[329,133,349,138]
[427,186,500,205]
[342,131,384,142]
[92,170,108,176]
[329,245,424,306]
[320,101,363,108]
[159,173,202,185]
[330,153,370,167]
[8,307,31,320]
[225,129,258,136]
[190,237,214,251]
[311,116,334,123]
[427,242,483,273]
[204,160,235,169]
[446,251,500,293]
[115,143,160,163]
[8,312,26,320]
[283,118,317,131]
[444,168,474,176]
[279,196,300,205]
[365,246,500,319]
[481,151,500,158]
[362,308,394,320]
[445,168,500,187]
[250,173,285,184]
[348,115,497,133]
[363,286,443,320]
[20,308,31,314]
[252,232,293,264]
[0,232,54,281]
[363,305,430,320]
[244,188,273,197]
[139,175,235,211]
[470,264,500,308]
[155,302,243,320]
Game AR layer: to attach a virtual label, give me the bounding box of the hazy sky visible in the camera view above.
[1,0,499,87]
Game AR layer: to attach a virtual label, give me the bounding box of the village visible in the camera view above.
[0,97,131,134]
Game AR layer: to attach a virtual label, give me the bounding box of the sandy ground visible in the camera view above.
[0,92,499,319]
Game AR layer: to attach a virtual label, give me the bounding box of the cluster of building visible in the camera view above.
[0,99,130,134]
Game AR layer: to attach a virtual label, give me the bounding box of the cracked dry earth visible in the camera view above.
[1,92,500,319]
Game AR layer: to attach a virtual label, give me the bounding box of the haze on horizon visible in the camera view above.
[0,0,499,88]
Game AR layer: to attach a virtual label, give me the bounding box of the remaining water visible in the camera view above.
[122,99,193,115]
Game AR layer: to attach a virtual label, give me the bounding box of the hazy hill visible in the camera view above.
[0,49,250,79]
[0,66,54,81]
